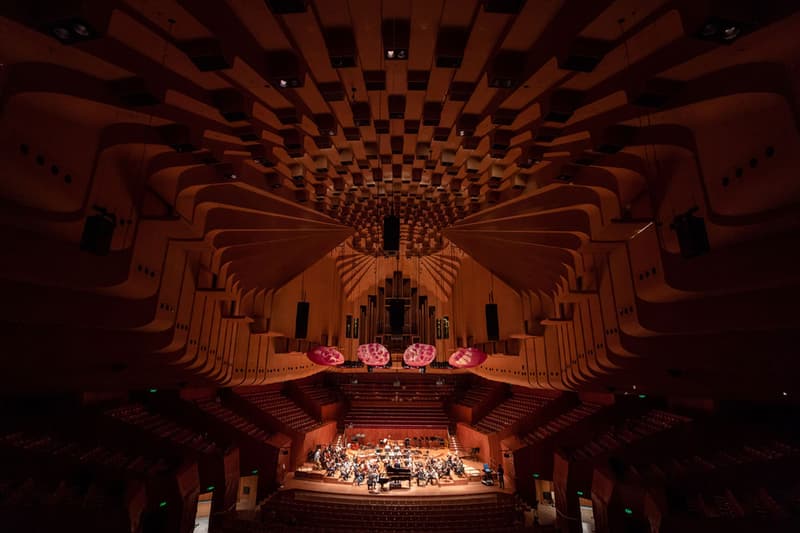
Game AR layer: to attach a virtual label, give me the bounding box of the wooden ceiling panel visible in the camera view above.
[3,0,798,297]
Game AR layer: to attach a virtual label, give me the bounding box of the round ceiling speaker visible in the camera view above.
[403,343,436,367]
[448,347,488,368]
[357,343,390,366]
[306,345,344,366]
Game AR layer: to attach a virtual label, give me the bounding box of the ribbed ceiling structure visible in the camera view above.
[2,0,800,394]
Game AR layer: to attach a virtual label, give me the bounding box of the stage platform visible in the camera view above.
[286,446,513,497]
[282,474,513,498]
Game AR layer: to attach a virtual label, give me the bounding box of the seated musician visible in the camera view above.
[417,468,427,486]
[339,461,351,480]
[442,463,451,478]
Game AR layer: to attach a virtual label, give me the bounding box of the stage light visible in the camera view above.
[722,25,741,41]
[46,18,98,44]
[52,26,71,41]
[386,49,395,59]
[697,17,748,44]
[279,79,289,88]
[72,23,91,37]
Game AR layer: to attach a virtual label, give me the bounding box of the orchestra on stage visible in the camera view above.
[307,437,468,492]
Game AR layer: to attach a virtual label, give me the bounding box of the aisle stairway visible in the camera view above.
[448,432,466,457]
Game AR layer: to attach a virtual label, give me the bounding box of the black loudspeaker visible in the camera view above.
[670,208,710,258]
[389,299,405,334]
[80,210,116,255]
[295,301,310,339]
[485,303,500,341]
[383,215,401,251]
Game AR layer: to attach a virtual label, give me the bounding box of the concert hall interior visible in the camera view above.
[2,0,800,532]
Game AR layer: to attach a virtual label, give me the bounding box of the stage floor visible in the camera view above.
[284,447,514,498]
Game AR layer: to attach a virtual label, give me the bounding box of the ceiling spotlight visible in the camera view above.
[782,391,788,397]
[697,17,748,44]
[72,22,91,37]
[279,79,289,88]
[45,18,98,45]
[52,26,72,41]
[458,129,466,137]
[700,23,718,39]
[722,25,741,41]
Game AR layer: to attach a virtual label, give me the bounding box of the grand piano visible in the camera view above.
[381,466,412,489]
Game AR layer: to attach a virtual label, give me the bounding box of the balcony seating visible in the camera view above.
[456,382,495,408]
[572,410,691,461]
[296,381,338,405]
[343,405,450,429]
[520,403,602,445]
[643,439,800,484]
[473,390,554,434]
[0,475,141,533]
[236,390,322,433]
[0,430,171,476]
[195,399,274,442]
[106,403,220,455]
[339,379,456,403]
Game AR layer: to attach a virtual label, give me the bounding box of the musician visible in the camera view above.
[312,447,321,466]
